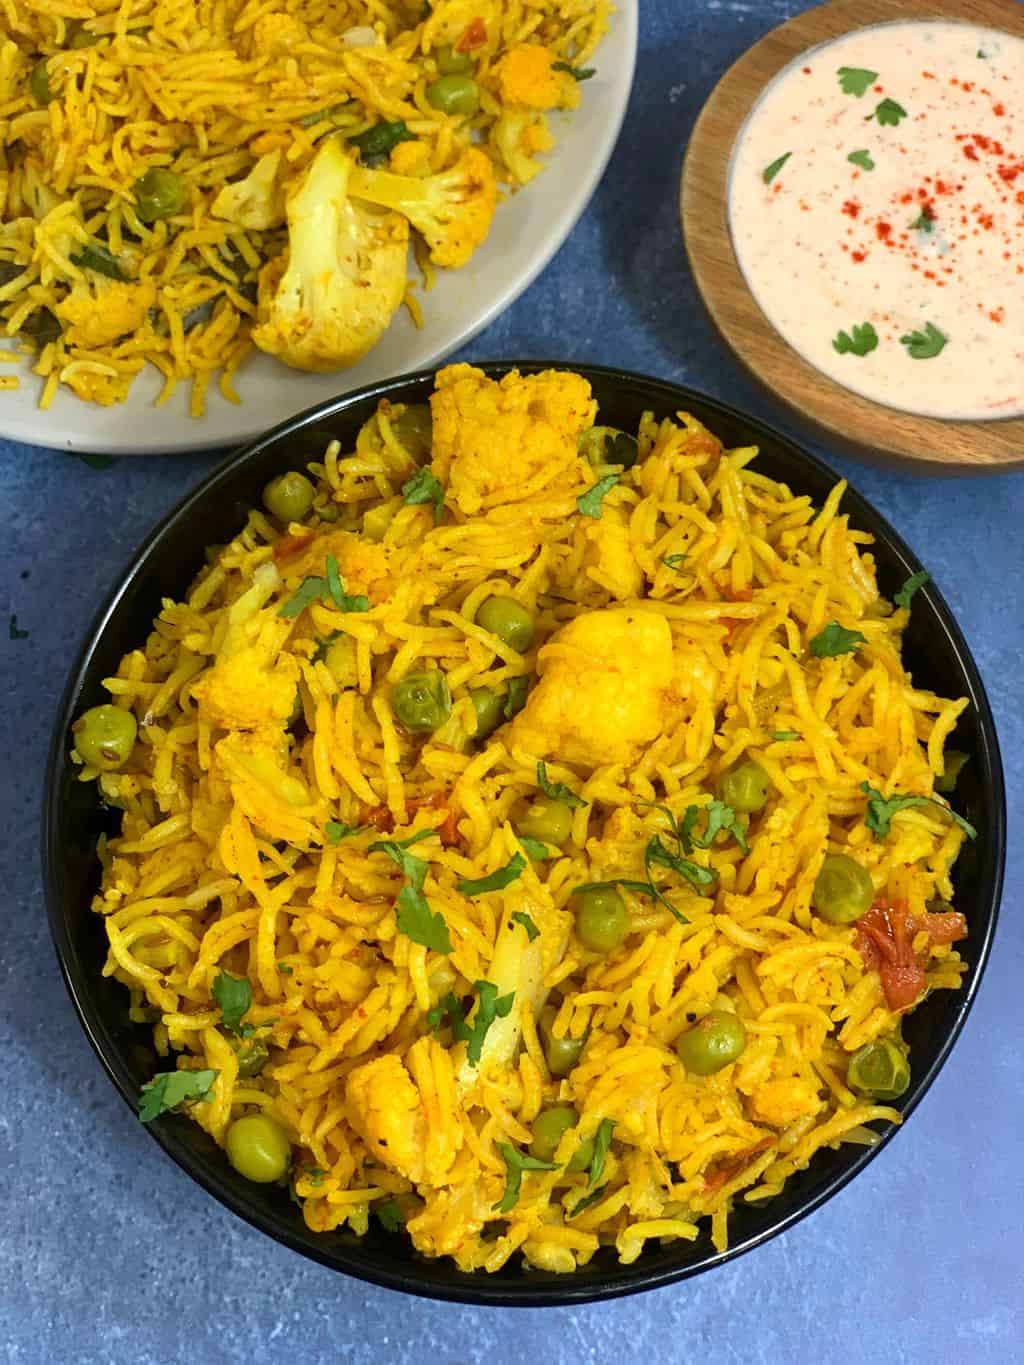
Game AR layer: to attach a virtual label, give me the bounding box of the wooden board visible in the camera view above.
[681,0,1024,470]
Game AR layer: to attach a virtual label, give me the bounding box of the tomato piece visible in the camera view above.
[456,17,486,51]
[919,909,968,945]
[855,904,927,1012]
[702,1138,773,1194]
[273,531,316,564]
[361,803,395,834]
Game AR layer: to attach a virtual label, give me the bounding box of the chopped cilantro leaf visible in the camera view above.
[832,322,878,357]
[396,883,452,953]
[71,242,127,280]
[537,760,587,809]
[847,149,875,170]
[762,152,792,184]
[402,467,445,523]
[9,614,28,640]
[769,730,801,741]
[430,980,514,1065]
[325,820,364,844]
[325,553,370,613]
[457,853,526,897]
[518,835,552,862]
[861,781,976,840]
[808,621,866,658]
[569,1186,607,1218]
[504,676,529,720]
[867,98,907,126]
[662,553,687,572]
[552,60,595,81]
[277,962,293,974]
[576,473,619,519]
[838,66,878,97]
[493,1142,558,1213]
[682,800,749,855]
[587,1118,616,1188]
[911,209,935,233]
[900,322,946,359]
[279,575,327,618]
[138,1068,218,1122]
[349,120,415,159]
[511,910,540,941]
[212,970,252,1036]
[894,570,929,610]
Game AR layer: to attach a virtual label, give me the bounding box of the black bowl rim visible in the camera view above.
[42,362,1006,1307]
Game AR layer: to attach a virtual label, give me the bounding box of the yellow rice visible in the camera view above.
[78,365,971,1275]
[0,0,607,413]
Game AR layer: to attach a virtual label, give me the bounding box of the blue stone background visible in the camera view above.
[2,1,1021,1360]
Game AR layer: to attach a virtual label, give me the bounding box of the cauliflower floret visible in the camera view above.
[579,505,643,601]
[509,607,676,770]
[250,11,305,56]
[749,1074,825,1130]
[290,529,394,602]
[429,363,596,515]
[348,147,496,270]
[497,42,578,111]
[192,563,299,731]
[346,1039,460,1185]
[389,140,431,177]
[56,278,156,348]
[252,137,409,372]
[211,150,285,231]
[491,111,555,185]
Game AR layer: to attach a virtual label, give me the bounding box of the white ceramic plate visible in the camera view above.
[5,4,637,455]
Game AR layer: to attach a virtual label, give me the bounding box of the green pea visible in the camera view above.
[469,686,504,741]
[263,470,315,522]
[573,886,629,954]
[935,750,969,794]
[72,704,137,771]
[846,1038,910,1100]
[392,670,451,734]
[675,1009,747,1076]
[30,58,52,106]
[540,1016,585,1075]
[515,795,573,847]
[426,74,480,116]
[70,25,101,47]
[529,1105,595,1171]
[476,596,535,652]
[390,403,433,464]
[812,852,874,924]
[234,1037,269,1078]
[323,635,358,689]
[721,760,770,814]
[133,166,188,223]
[435,42,473,74]
[225,1113,291,1183]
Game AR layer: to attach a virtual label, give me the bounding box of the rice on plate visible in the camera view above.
[0,1,607,414]
[71,364,976,1275]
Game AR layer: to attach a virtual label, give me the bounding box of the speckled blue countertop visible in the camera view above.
[2,2,1022,1361]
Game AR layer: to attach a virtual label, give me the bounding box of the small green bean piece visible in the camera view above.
[721,760,770,814]
[847,1038,910,1100]
[935,750,969,794]
[234,1038,269,1078]
[476,596,535,652]
[30,58,52,105]
[392,670,451,734]
[515,795,573,846]
[72,704,137,771]
[262,470,315,522]
[573,886,629,954]
[469,686,505,741]
[812,852,874,924]
[225,1113,291,1183]
[133,167,188,222]
[675,1010,747,1076]
[435,43,474,74]
[390,403,433,464]
[426,74,480,116]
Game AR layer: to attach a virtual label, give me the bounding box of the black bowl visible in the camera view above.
[43,364,1006,1306]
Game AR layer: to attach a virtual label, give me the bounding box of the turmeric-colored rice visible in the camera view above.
[76,364,973,1274]
[0,1,607,413]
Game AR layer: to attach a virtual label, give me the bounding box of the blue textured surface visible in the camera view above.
[2,2,1022,1361]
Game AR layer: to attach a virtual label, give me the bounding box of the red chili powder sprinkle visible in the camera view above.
[842,200,861,219]
[851,250,867,263]
[994,102,1006,116]
[990,307,1005,323]
[963,145,979,162]
[875,221,893,242]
